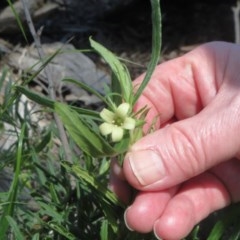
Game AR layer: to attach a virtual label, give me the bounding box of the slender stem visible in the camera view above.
[133,0,161,105]
[232,0,240,44]
[21,0,72,163]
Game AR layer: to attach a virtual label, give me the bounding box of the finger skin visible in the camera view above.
[124,187,178,233]
[121,41,240,239]
[123,42,240,191]
[133,41,240,125]
[124,103,240,191]
[125,159,240,239]
[124,171,231,240]
[153,172,231,240]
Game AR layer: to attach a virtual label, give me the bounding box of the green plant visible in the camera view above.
[0,0,160,239]
[1,0,240,239]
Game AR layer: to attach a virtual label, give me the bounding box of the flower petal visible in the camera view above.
[116,103,130,118]
[111,125,124,142]
[100,108,115,123]
[123,117,135,130]
[99,122,113,136]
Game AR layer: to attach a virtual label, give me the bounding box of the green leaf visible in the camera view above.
[6,0,28,43]
[1,48,63,115]
[111,73,122,106]
[99,158,111,175]
[90,38,133,104]
[49,183,61,205]
[54,102,115,157]
[31,233,40,240]
[15,86,54,108]
[16,86,100,119]
[48,221,76,240]
[63,78,108,105]
[0,123,26,239]
[133,0,162,104]
[100,219,109,240]
[207,203,240,240]
[113,133,130,155]
[62,162,124,208]
[35,130,52,152]
[37,201,64,222]
[6,216,25,240]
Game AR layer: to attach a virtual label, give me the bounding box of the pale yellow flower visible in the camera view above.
[99,103,135,142]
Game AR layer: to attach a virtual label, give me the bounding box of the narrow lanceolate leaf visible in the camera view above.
[63,78,108,105]
[133,0,162,104]
[16,86,54,108]
[0,123,26,238]
[100,220,109,240]
[90,38,133,104]
[111,73,122,106]
[62,162,124,208]
[207,203,240,240]
[48,221,76,240]
[7,0,28,43]
[54,102,115,157]
[16,86,100,119]
[6,216,25,240]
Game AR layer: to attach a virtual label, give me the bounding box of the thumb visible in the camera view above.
[123,98,240,191]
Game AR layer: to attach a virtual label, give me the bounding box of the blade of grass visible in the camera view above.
[6,216,25,240]
[133,0,161,105]
[0,123,26,239]
[32,233,40,240]
[63,78,108,105]
[207,203,240,240]
[47,221,76,240]
[6,0,28,43]
[62,162,124,208]
[100,219,109,240]
[15,86,100,119]
[1,49,61,116]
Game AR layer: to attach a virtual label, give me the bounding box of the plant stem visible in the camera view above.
[20,0,72,163]
[133,0,162,105]
[232,0,240,44]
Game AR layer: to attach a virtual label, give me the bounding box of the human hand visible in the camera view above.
[112,41,240,239]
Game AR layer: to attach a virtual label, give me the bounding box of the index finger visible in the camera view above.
[133,42,220,128]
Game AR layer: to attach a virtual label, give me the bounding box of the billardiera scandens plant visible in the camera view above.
[99,103,136,142]
[16,0,161,160]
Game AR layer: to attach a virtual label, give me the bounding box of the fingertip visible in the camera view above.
[153,216,190,240]
[124,207,134,232]
[123,190,177,234]
[153,223,163,240]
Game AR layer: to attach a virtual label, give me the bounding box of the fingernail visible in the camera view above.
[154,232,162,240]
[124,208,134,231]
[154,223,162,240]
[127,150,166,186]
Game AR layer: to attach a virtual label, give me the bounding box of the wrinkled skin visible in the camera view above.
[109,42,240,240]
